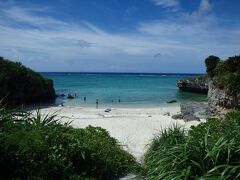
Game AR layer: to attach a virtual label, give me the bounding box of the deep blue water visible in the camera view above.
[41,72,207,108]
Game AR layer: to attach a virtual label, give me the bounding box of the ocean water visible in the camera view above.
[42,73,207,108]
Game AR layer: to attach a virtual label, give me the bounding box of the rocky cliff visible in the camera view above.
[174,55,240,120]
[208,77,240,111]
[206,55,240,111]
[176,75,208,94]
[177,55,240,111]
[0,57,56,105]
[209,79,231,108]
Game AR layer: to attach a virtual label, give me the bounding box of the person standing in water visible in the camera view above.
[96,99,99,109]
[84,97,86,101]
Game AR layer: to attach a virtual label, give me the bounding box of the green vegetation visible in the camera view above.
[205,55,240,109]
[0,104,139,179]
[205,55,220,77]
[213,56,240,77]
[0,57,56,105]
[144,112,240,179]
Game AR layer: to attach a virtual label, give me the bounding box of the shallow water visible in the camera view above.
[41,73,207,108]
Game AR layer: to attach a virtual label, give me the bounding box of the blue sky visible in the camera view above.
[0,0,239,73]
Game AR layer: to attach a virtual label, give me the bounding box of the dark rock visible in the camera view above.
[183,114,200,122]
[163,112,170,116]
[180,102,212,119]
[167,100,177,103]
[67,94,75,99]
[174,102,214,122]
[60,94,65,97]
[177,75,208,94]
[172,114,183,119]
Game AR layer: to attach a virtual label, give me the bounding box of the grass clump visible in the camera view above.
[0,104,139,179]
[144,112,240,179]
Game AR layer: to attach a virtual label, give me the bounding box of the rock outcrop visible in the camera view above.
[206,55,240,111]
[172,102,212,122]
[67,94,75,99]
[208,78,240,111]
[177,75,208,94]
[175,55,240,118]
[167,100,177,103]
[0,57,56,105]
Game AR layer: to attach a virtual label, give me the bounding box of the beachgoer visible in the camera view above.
[96,99,99,109]
[84,97,86,101]
[61,103,64,107]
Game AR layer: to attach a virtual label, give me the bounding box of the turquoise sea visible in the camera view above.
[42,73,207,108]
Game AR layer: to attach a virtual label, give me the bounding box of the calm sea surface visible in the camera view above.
[41,73,207,108]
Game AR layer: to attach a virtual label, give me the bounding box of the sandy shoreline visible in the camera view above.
[38,105,202,161]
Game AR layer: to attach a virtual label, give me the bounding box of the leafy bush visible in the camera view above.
[205,55,220,77]
[144,112,240,179]
[223,71,240,108]
[0,105,139,179]
[224,56,240,73]
[144,125,187,179]
[0,56,56,105]
[214,56,240,76]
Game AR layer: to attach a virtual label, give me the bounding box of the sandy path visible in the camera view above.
[38,106,200,161]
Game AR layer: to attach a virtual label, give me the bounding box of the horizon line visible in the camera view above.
[40,72,205,75]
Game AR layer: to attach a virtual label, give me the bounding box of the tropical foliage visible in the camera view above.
[0,56,56,105]
[144,112,240,179]
[0,104,139,179]
[205,55,220,77]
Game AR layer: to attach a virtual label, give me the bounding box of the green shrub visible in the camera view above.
[144,112,240,179]
[205,55,220,77]
[144,125,187,179]
[213,56,240,76]
[0,56,56,105]
[223,71,240,109]
[0,105,139,179]
[214,61,225,76]
[224,56,240,73]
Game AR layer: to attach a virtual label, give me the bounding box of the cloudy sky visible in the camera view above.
[0,0,239,73]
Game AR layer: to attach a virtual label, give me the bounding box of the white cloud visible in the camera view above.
[151,0,179,8]
[188,0,212,20]
[2,7,66,26]
[135,0,240,66]
[0,0,239,73]
[0,6,175,59]
[199,0,212,13]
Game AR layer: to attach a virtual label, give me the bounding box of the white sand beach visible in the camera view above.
[38,106,202,161]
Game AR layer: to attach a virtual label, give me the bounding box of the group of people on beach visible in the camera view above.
[60,96,121,109]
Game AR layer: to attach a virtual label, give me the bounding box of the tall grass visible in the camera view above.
[0,104,140,179]
[144,112,240,179]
